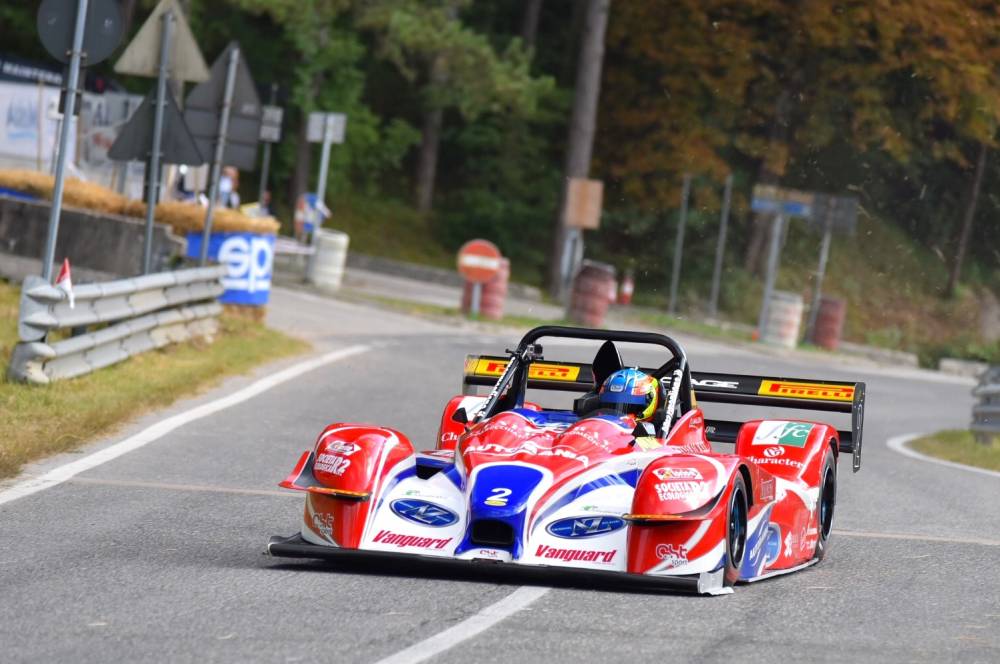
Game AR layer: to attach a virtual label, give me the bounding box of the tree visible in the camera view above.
[357,0,553,212]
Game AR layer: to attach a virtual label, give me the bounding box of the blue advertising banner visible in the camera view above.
[186,232,274,306]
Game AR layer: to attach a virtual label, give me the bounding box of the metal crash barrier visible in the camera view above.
[7,266,226,384]
[972,365,1000,443]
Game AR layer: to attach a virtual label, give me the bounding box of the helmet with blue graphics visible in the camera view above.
[597,368,661,422]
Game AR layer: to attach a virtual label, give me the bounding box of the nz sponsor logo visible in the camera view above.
[546,515,626,539]
[652,466,703,481]
[535,544,616,564]
[655,543,688,568]
[390,499,459,527]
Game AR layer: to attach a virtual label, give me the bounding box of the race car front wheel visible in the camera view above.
[813,447,837,562]
[724,474,748,586]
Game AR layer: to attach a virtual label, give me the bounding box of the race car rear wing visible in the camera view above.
[462,355,866,471]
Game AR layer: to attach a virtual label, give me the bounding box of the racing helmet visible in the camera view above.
[597,368,661,421]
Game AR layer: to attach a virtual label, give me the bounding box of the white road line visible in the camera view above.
[372,586,550,664]
[887,433,1000,480]
[66,477,299,498]
[834,529,1000,547]
[0,345,370,507]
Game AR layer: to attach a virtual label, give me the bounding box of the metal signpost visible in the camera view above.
[141,10,174,274]
[35,0,125,281]
[667,173,691,317]
[258,86,282,205]
[457,239,503,318]
[199,47,240,265]
[708,173,733,319]
[305,112,347,282]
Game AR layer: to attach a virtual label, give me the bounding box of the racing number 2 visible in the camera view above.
[485,487,511,506]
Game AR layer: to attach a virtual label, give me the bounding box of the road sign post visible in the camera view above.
[40,0,89,282]
[668,173,691,317]
[756,213,785,337]
[199,47,240,265]
[305,112,346,282]
[457,239,503,319]
[257,85,280,205]
[708,174,733,319]
[141,9,174,275]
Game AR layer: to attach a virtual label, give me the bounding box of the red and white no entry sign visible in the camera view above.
[457,239,502,284]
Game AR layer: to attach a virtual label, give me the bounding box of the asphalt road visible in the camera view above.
[1,286,997,663]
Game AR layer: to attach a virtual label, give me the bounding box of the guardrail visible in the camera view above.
[971,365,1000,443]
[7,266,226,385]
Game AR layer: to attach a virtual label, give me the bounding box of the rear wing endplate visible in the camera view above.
[462,355,866,472]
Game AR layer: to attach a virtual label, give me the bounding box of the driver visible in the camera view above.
[596,368,666,434]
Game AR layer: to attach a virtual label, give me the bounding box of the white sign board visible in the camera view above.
[0,81,70,170]
[306,112,346,144]
[259,104,283,142]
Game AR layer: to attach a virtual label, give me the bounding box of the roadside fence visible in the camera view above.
[8,266,225,384]
[971,365,1000,444]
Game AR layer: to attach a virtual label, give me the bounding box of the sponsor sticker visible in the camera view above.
[546,516,626,539]
[752,421,814,448]
[654,481,708,501]
[464,441,590,465]
[655,543,688,568]
[691,378,740,390]
[315,453,351,476]
[312,513,334,540]
[535,544,616,564]
[324,440,360,456]
[652,467,703,481]
[390,499,459,527]
[473,359,581,382]
[373,529,452,550]
[763,446,784,458]
[749,456,805,470]
[759,380,854,402]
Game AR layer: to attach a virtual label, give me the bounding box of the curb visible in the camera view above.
[886,433,1000,479]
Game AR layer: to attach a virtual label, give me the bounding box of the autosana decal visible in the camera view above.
[390,499,459,527]
[546,515,626,539]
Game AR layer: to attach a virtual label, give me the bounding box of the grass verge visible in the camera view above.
[909,429,1000,472]
[0,280,309,479]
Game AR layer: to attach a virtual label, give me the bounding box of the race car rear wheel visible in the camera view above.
[814,448,837,562]
[724,474,748,586]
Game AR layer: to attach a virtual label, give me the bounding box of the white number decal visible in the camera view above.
[485,487,512,506]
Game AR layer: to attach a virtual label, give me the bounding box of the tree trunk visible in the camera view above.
[547,0,611,297]
[744,88,793,275]
[521,0,543,49]
[415,105,444,213]
[947,142,988,296]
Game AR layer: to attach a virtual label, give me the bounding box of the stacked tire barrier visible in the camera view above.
[760,290,804,348]
[568,260,616,327]
[311,229,350,291]
[811,296,847,350]
[971,365,1000,444]
[7,266,226,385]
[461,258,509,320]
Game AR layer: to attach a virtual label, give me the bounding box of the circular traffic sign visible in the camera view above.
[37,0,125,67]
[457,239,502,284]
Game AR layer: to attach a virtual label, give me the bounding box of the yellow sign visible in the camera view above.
[758,380,854,402]
[471,358,581,382]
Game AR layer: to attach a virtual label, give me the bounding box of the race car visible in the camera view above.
[267,326,865,595]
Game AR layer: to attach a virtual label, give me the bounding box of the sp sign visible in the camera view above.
[185,232,274,306]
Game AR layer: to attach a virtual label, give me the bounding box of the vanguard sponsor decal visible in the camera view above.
[372,530,452,550]
[546,515,626,539]
[390,499,459,527]
[535,545,616,564]
[652,466,703,481]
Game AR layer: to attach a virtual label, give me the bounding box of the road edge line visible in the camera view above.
[372,586,550,664]
[0,344,370,507]
[886,433,1000,480]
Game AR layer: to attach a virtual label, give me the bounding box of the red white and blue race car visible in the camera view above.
[268,326,865,594]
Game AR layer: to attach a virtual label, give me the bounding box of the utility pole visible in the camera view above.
[548,0,610,299]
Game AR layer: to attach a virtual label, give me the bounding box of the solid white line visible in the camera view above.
[887,433,1000,480]
[0,344,370,507]
[834,528,1000,547]
[372,586,550,664]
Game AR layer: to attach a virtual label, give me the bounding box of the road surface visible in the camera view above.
[1,286,996,663]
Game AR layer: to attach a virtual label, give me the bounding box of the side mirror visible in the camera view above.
[452,408,469,425]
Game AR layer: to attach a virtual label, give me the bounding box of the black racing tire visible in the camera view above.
[814,446,837,562]
[724,473,749,586]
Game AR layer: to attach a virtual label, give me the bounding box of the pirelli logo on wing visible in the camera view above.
[471,358,581,382]
[758,379,855,402]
